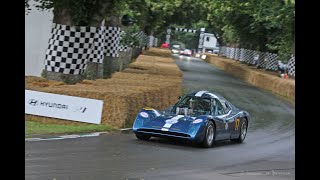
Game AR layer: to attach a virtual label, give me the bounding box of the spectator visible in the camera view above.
[277,61,288,78]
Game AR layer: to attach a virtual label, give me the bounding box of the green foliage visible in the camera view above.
[170,24,199,49]
[32,0,117,26]
[25,0,31,14]
[221,25,239,44]
[121,0,209,36]
[120,24,142,47]
[205,0,294,58]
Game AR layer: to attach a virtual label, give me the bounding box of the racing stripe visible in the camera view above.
[206,92,219,99]
[165,115,184,123]
[163,123,173,128]
[161,115,184,131]
[195,91,209,97]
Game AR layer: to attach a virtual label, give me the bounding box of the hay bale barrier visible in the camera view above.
[26,48,182,128]
[205,54,295,102]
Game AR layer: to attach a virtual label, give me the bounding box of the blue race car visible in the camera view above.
[132,90,250,147]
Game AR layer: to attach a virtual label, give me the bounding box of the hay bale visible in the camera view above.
[25,48,182,128]
[206,54,295,101]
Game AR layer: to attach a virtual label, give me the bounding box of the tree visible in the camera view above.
[25,0,125,83]
[29,0,122,27]
[204,0,295,60]
[170,31,198,49]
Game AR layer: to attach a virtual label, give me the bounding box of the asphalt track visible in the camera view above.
[25,54,295,180]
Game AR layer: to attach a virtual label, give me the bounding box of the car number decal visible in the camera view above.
[235,118,240,130]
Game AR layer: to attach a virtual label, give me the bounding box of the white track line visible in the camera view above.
[25,132,105,142]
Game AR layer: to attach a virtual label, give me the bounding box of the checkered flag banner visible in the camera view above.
[104,26,121,57]
[119,45,129,52]
[45,23,96,75]
[45,23,121,75]
[287,55,295,77]
[88,26,106,64]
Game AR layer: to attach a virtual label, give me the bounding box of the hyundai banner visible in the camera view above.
[25,90,103,124]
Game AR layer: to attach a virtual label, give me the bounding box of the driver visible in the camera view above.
[188,98,198,114]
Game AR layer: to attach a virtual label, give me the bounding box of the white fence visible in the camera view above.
[219,46,295,77]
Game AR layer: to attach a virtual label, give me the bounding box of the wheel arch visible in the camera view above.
[242,115,249,130]
[208,118,217,131]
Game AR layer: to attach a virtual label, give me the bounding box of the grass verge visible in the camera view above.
[25,120,115,136]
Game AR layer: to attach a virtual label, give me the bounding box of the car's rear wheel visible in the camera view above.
[231,119,248,143]
[201,121,215,148]
[135,133,151,141]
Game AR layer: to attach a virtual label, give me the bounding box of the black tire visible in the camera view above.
[231,119,248,143]
[201,121,215,148]
[135,133,151,141]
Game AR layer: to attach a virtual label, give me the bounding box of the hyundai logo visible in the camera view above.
[28,99,38,106]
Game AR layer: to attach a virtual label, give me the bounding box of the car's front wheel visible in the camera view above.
[201,121,215,148]
[135,133,151,141]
